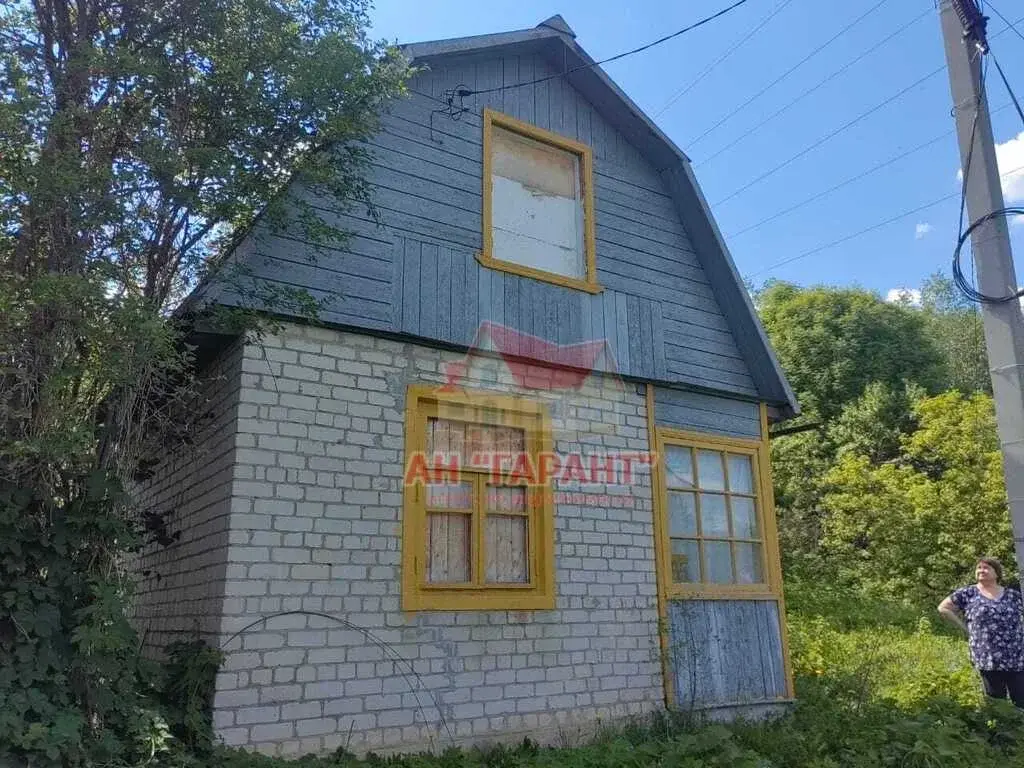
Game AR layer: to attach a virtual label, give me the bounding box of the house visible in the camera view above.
[131,14,800,758]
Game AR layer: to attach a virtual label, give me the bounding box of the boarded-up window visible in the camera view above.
[402,386,555,611]
[481,109,598,292]
[661,441,768,590]
[491,126,585,279]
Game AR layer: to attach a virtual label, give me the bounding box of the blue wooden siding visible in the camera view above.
[220,50,761,397]
[653,386,762,440]
[666,599,787,708]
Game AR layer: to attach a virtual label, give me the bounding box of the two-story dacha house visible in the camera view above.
[133,14,800,758]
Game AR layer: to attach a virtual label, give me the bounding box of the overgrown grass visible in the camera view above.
[155,581,1024,768]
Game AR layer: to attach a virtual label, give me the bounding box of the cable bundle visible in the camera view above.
[953,207,1024,304]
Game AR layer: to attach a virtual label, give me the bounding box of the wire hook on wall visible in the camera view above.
[428,84,472,142]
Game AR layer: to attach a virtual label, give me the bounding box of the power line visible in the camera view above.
[989,49,1024,128]
[695,7,932,168]
[652,0,796,119]
[711,64,945,207]
[464,0,754,98]
[728,131,950,238]
[699,10,1024,171]
[728,100,1015,240]
[986,1,1024,46]
[686,0,888,149]
[748,160,1024,278]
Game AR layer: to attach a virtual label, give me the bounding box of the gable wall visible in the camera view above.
[223,50,759,399]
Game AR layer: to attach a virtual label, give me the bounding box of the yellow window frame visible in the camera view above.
[478,108,602,294]
[401,384,556,611]
[652,427,784,601]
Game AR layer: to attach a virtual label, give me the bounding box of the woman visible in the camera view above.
[938,557,1024,706]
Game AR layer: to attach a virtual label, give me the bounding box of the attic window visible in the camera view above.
[478,109,600,293]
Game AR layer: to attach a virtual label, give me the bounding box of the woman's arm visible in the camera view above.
[938,596,968,634]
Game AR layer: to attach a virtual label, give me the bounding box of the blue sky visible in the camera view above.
[368,0,1024,300]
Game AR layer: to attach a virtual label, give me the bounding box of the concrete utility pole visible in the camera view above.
[939,0,1024,575]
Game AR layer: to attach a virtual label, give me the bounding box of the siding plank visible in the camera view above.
[667,599,787,709]
[402,239,420,333]
[437,246,451,342]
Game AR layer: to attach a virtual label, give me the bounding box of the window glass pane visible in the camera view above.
[735,542,764,585]
[668,491,697,537]
[426,513,471,583]
[425,482,473,509]
[486,485,527,514]
[665,446,694,489]
[700,494,729,538]
[486,515,528,583]
[491,125,584,279]
[696,450,726,491]
[671,539,700,583]
[427,419,524,470]
[704,541,733,584]
[731,496,759,539]
[727,454,754,493]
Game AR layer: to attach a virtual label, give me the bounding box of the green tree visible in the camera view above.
[920,272,990,395]
[756,282,947,573]
[755,281,946,423]
[0,1,408,762]
[822,392,1012,604]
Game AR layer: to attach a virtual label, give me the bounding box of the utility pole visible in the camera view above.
[939,0,1024,575]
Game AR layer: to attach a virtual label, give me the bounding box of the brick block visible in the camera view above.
[295,717,338,737]
[236,706,280,725]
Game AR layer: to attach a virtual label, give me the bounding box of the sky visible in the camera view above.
[367,0,1024,301]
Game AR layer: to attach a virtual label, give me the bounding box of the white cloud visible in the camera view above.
[886,288,922,306]
[914,222,933,239]
[997,132,1024,202]
[1013,214,1024,227]
[956,131,1024,202]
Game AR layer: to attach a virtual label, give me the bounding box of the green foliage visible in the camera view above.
[0,476,173,766]
[920,273,991,395]
[755,281,945,423]
[1,1,409,764]
[160,641,226,752]
[822,391,1012,603]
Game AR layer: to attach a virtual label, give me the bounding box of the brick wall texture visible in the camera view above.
[143,322,665,755]
[131,339,244,652]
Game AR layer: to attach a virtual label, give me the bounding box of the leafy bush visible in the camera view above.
[0,478,171,766]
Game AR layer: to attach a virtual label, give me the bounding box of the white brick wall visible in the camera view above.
[130,340,244,652]
[211,323,664,755]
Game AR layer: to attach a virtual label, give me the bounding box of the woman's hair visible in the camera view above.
[978,556,1004,583]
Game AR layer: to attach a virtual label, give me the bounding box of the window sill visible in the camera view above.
[665,585,780,601]
[476,252,604,294]
[402,588,555,612]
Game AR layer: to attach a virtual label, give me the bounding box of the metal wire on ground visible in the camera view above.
[219,610,457,749]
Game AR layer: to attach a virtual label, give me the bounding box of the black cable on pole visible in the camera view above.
[462,0,753,98]
[953,208,1024,303]
[989,50,1024,128]
[949,3,1024,305]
